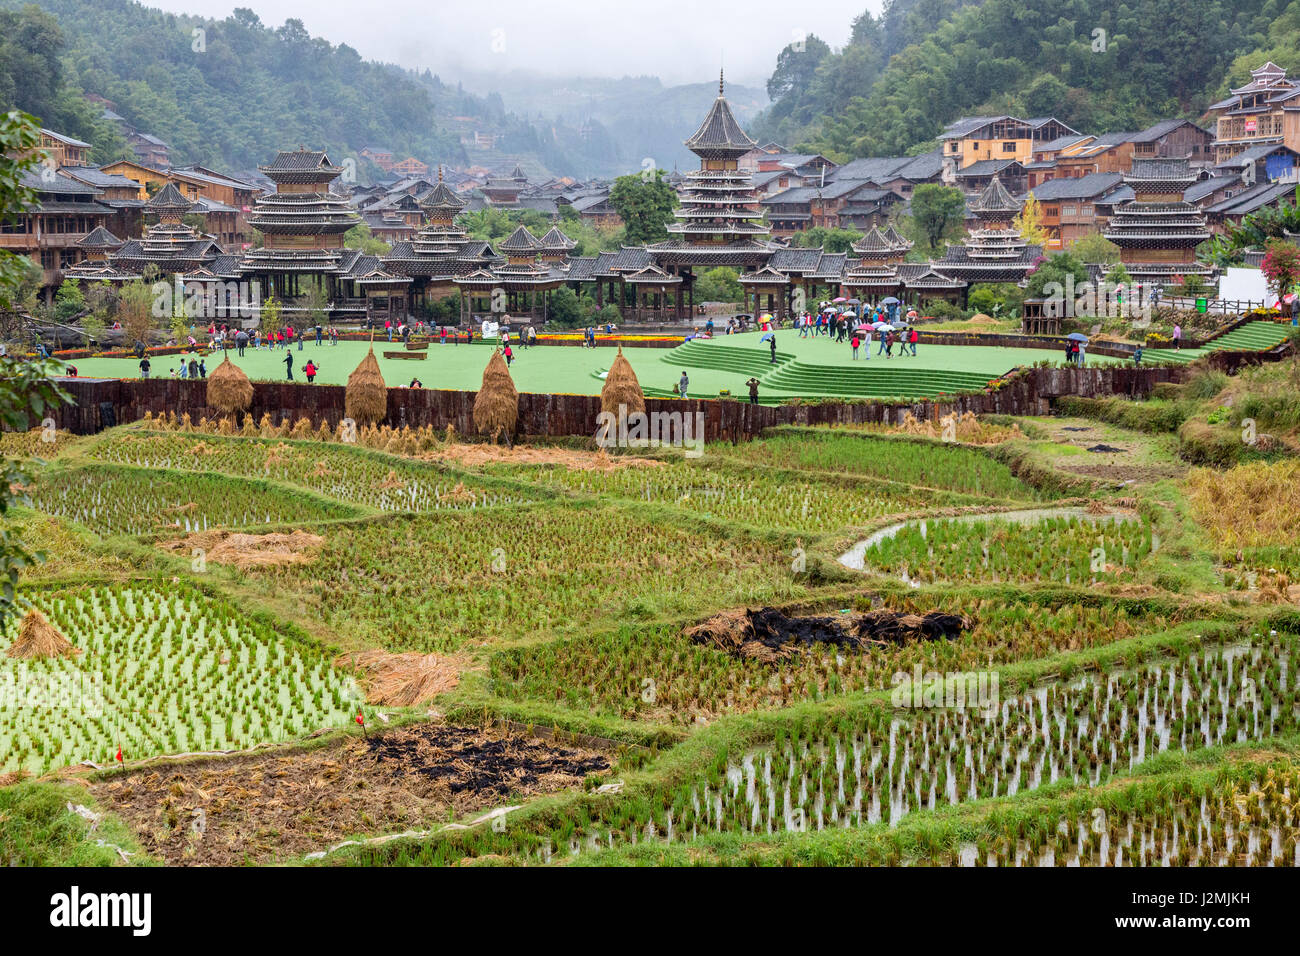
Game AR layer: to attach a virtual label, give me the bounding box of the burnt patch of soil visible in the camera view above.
[89,722,609,866]
[1086,443,1126,453]
[687,606,972,662]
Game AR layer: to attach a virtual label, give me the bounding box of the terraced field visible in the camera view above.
[1150,320,1290,365]
[3,374,1297,871]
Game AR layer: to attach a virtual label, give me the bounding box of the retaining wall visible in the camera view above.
[44,364,1186,440]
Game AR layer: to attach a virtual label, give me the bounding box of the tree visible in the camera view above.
[344,223,391,256]
[767,35,833,100]
[1261,239,1300,299]
[792,226,864,254]
[608,170,677,246]
[1026,251,1089,298]
[0,107,70,633]
[260,295,283,336]
[295,279,328,329]
[548,286,583,328]
[909,184,966,251]
[1071,231,1122,265]
[1013,194,1050,247]
[117,277,154,349]
[53,277,85,322]
[694,267,743,304]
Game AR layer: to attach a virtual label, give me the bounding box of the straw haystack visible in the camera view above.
[207,354,253,416]
[346,345,388,426]
[6,609,80,659]
[601,346,646,419]
[472,349,518,443]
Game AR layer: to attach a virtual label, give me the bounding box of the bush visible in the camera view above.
[1184,369,1229,401]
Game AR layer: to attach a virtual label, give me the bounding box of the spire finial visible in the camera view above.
[719,68,725,95]
[438,164,443,183]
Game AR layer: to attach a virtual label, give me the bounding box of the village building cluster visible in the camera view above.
[8,62,1300,324]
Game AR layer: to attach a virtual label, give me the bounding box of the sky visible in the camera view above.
[146,0,879,87]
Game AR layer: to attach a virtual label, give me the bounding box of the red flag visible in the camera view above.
[355,713,364,726]
[115,746,123,763]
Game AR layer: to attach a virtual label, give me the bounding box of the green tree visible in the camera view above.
[694,267,743,304]
[0,107,71,633]
[608,170,677,245]
[344,223,391,256]
[792,226,864,254]
[1071,231,1122,265]
[53,277,85,322]
[1026,251,1089,299]
[260,294,283,336]
[909,184,966,251]
[117,277,155,349]
[547,286,583,328]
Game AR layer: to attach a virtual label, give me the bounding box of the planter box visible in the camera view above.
[383,351,425,360]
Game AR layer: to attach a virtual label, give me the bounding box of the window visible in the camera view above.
[1062,205,1078,217]
[1003,141,1017,152]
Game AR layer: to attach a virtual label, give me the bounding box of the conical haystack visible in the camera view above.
[207,353,254,416]
[601,346,646,419]
[346,344,388,426]
[472,349,518,441]
[6,609,80,659]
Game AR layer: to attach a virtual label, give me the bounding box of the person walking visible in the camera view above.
[1133,345,1143,367]
[678,371,689,398]
[297,329,305,351]
[877,329,888,356]
[769,333,778,364]
[746,376,760,405]
[862,328,872,360]
[179,360,189,380]
[139,357,151,379]
[503,343,514,366]
[439,326,447,346]
[284,352,294,381]
[385,319,393,342]
[199,359,207,379]
[850,333,861,360]
[315,324,323,346]
[188,357,199,379]
[908,327,918,356]
[1172,323,1182,351]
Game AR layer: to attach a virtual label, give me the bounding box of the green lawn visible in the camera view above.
[67,331,1123,402]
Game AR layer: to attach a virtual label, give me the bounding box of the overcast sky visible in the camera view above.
[147,0,879,86]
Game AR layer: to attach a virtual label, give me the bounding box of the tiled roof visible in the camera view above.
[1028,172,1124,200]
[684,75,758,154]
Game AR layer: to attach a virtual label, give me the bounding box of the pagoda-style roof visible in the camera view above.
[497,225,542,253]
[967,175,1021,217]
[683,71,757,159]
[851,225,897,256]
[258,149,345,184]
[421,178,467,213]
[623,264,682,285]
[737,265,790,285]
[538,226,576,251]
[76,226,124,249]
[147,182,196,221]
[882,224,912,249]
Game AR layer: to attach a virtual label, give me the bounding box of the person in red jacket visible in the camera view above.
[303,360,318,384]
[850,333,861,360]
[503,343,514,366]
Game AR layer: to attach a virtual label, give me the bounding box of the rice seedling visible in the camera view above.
[489,600,1184,724]
[23,464,359,537]
[487,632,1300,862]
[0,584,362,775]
[247,503,810,652]
[473,458,991,534]
[88,432,528,514]
[859,512,1152,585]
[715,429,1036,499]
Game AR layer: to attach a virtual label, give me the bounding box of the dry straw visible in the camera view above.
[473,349,518,442]
[6,608,80,659]
[601,346,645,419]
[346,342,388,426]
[207,353,253,416]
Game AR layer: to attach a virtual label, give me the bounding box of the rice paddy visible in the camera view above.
[4,372,1297,869]
[0,585,361,776]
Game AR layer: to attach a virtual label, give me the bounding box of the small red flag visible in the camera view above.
[355,713,364,726]
[115,746,123,763]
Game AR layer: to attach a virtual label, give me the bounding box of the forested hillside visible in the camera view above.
[754,0,1289,159]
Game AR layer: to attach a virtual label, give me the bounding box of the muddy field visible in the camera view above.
[89,723,609,865]
[687,606,971,662]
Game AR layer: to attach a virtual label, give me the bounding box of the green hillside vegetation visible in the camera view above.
[754,0,1281,160]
